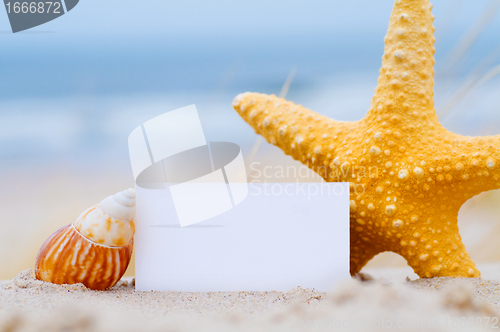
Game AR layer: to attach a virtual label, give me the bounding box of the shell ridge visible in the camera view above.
[70,224,132,249]
[77,239,94,284]
[52,226,76,284]
[49,226,73,263]
[85,245,103,289]
[35,226,66,282]
[40,225,71,266]
[74,205,98,226]
[111,250,121,287]
[99,189,136,222]
[101,246,114,284]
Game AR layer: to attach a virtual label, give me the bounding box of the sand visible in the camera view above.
[2,266,500,332]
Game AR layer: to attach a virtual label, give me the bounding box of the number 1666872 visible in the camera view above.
[5,2,62,14]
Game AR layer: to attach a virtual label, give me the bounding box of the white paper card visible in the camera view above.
[169,173,233,227]
[134,183,349,291]
[129,106,350,291]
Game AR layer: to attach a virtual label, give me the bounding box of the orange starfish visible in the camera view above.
[232,0,500,278]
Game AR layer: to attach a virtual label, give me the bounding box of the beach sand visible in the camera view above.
[2,264,500,331]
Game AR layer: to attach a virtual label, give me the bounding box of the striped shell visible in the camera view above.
[35,224,133,290]
[35,189,136,290]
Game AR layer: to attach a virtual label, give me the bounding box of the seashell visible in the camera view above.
[35,188,136,290]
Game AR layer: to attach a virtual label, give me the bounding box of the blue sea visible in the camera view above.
[1,0,500,171]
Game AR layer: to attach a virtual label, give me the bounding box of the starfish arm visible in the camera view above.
[452,135,500,195]
[396,210,480,278]
[232,92,358,181]
[350,199,480,278]
[365,0,439,124]
[412,132,500,203]
[350,222,384,275]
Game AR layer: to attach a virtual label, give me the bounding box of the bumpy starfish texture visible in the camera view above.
[233,0,500,278]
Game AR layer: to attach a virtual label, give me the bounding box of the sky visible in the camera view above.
[0,0,499,162]
[0,0,499,98]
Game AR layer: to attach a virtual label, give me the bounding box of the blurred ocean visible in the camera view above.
[1,0,500,279]
[0,0,500,166]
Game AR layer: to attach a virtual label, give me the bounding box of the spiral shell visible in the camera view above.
[35,189,136,290]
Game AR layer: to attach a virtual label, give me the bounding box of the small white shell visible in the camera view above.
[74,189,136,247]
